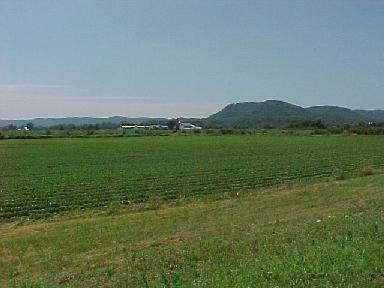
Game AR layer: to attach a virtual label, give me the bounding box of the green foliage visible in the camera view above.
[219,128,234,135]
[286,119,325,129]
[26,122,34,130]
[167,119,177,130]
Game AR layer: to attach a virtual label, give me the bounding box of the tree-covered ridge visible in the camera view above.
[208,100,384,128]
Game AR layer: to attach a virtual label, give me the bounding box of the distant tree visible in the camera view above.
[263,124,274,129]
[3,124,17,131]
[286,119,326,129]
[357,121,368,128]
[327,125,344,134]
[314,119,326,129]
[100,122,118,129]
[167,119,177,130]
[26,122,34,130]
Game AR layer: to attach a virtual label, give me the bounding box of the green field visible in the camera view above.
[1,135,384,221]
[1,135,384,287]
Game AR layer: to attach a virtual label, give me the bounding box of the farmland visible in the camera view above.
[1,169,383,287]
[1,135,384,221]
[1,135,384,287]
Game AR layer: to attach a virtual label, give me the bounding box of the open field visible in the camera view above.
[1,135,384,287]
[1,173,383,287]
[1,135,384,221]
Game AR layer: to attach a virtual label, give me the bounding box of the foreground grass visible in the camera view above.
[1,175,383,287]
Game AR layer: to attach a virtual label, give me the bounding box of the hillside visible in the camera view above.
[208,100,313,128]
[306,106,366,124]
[355,109,384,122]
[2,100,384,129]
[208,100,384,128]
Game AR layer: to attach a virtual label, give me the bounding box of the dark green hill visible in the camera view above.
[305,106,365,124]
[208,100,313,128]
[355,110,384,123]
[207,100,384,128]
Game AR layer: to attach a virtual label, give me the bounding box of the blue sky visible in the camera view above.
[0,0,383,119]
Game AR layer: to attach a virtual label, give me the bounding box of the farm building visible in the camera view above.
[119,124,168,131]
[177,119,202,130]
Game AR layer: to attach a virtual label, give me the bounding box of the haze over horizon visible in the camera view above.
[1,0,384,119]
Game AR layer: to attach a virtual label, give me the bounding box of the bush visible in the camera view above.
[220,129,234,135]
[205,129,216,134]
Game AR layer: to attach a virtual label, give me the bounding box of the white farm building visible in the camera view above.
[177,119,202,130]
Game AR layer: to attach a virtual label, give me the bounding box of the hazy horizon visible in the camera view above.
[1,0,384,119]
[3,98,384,121]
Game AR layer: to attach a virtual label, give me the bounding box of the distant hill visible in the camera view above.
[0,116,167,128]
[208,100,312,128]
[2,100,384,129]
[305,106,366,124]
[355,110,384,122]
[207,100,384,128]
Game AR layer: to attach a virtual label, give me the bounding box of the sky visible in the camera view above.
[0,0,383,119]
